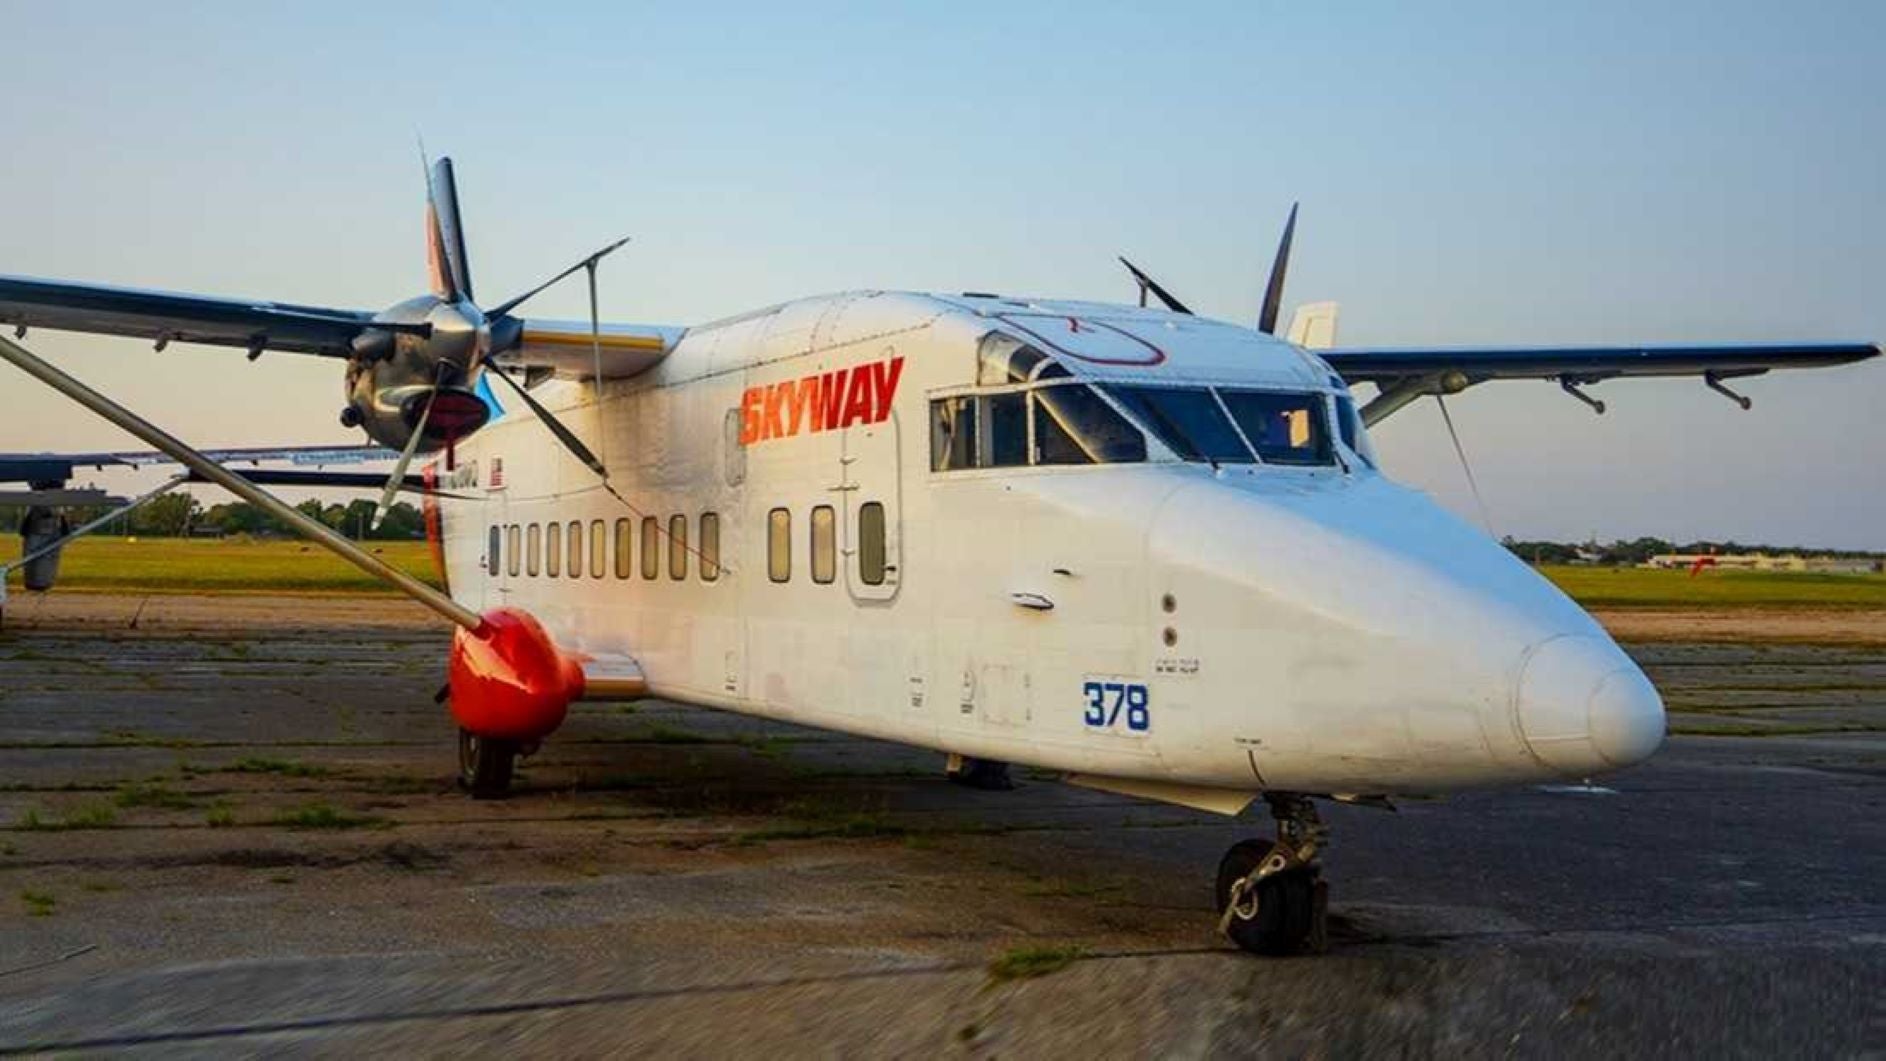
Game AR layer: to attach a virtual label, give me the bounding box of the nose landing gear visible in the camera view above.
[1215,793,1329,955]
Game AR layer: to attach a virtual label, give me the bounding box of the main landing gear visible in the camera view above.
[457,728,520,800]
[1214,793,1330,956]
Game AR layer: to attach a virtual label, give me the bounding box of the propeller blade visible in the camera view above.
[483,360,608,479]
[1258,202,1298,335]
[484,236,631,323]
[426,158,474,303]
[1117,257,1193,315]
[372,387,437,529]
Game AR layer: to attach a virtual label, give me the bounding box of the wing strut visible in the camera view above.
[0,332,481,630]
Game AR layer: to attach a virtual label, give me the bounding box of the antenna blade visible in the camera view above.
[1116,257,1193,315]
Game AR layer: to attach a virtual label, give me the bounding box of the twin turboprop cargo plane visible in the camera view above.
[1,160,1877,954]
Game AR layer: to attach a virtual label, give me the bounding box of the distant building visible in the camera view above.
[1643,554,1882,574]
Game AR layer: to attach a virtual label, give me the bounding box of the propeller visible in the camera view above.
[372,374,440,529]
[1257,203,1298,335]
[480,362,608,479]
[426,158,474,303]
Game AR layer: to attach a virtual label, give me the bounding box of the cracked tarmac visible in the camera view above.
[0,595,1882,1056]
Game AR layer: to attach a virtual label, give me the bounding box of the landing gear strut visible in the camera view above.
[1214,793,1329,956]
[945,753,1014,791]
[457,728,519,799]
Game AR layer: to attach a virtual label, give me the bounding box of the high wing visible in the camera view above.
[0,275,418,358]
[1320,341,1882,425]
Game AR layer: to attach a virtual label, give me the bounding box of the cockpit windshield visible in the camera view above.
[1105,386,1254,464]
[1218,390,1333,466]
[1104,385,1336,467]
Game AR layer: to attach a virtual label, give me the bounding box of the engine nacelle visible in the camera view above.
[342,296,494,453]
[19,505,68,592]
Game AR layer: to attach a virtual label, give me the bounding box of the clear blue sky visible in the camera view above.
[2,1,1881,547]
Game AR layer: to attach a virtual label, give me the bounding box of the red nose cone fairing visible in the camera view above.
[447,608,585,741]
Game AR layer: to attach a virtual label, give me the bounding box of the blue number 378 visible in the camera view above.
[1083,681,1150,732]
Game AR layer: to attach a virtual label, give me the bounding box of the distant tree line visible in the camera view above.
[1501,536,1884,565]
[1,493,425,541]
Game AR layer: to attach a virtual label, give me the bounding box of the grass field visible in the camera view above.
[3,539,1882,607]
[1536,564,1886,609]
[1,537,439,595]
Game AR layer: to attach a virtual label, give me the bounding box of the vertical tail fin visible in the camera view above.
[1286,301,1340,349]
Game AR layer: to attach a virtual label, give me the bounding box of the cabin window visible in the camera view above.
[1106,386,1253,464]
[487,526,500,576]
[546,521,562,577]
[507,525,521,577]
[1219,390,1335,466]
[810,506,836,584]
[566,520,583,578]
[1032,384,1146,465]
[590,520,606,579]
[859,502,887,585]
[614,518,632,578]
[641,515,660,580]
[768,507,791,582]
[526,523,541,577]
[700,513,720,581]
[669,514,688,580]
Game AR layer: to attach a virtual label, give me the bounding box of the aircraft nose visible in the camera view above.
[1515,636,1665,774]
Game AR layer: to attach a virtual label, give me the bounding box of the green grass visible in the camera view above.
[733,814,909,846]
[271,803,385,830]
[0,536,439,596]
[987,944,1087,983]
[204,803,237,828]
[221,758,333,779]
[15,803,118,831]
[114,783,196,810]
[19,890,56,917]
[1538,564,1886,610]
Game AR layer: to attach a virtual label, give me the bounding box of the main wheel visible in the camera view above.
[1215,839,1316,956]
[457,728,518,800]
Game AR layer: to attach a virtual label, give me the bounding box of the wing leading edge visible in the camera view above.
[1321,341,1882,425]
[0,275,403,358]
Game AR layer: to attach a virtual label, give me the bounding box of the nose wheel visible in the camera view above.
[1215,793,1329,955]
[457,728,519,799]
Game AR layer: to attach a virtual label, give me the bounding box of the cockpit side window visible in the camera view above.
[1105,386,1254,464]
[1333,393,1378,469]
[1219,390,1334,466]
[1033,384,1147,465]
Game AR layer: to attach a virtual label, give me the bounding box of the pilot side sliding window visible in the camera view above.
[930,384,1143,470]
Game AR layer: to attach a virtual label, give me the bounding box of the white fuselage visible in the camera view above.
[432,292,1665,801]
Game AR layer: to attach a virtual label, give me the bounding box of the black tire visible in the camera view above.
[458,728,518,800]
[1215,839,1316,956]
[947,757,1014,791]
